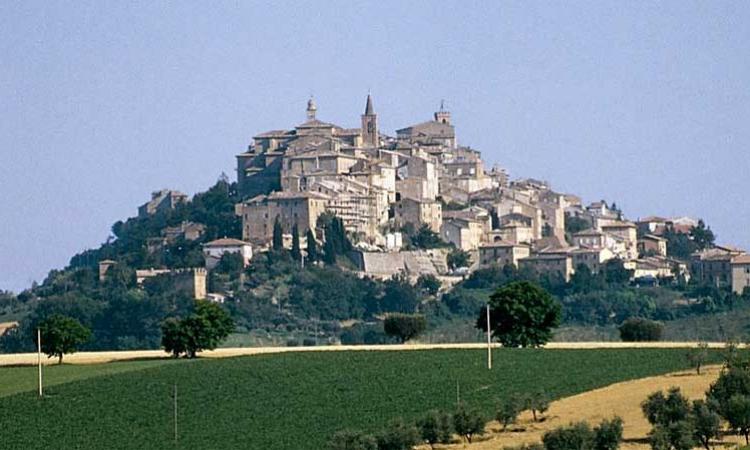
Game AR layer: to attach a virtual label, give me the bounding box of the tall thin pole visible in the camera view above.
[486,304,492,370]
[456,380,460,405]
[173,383,178,444]
[37,328,43,397]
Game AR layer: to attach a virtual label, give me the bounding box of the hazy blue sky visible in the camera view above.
[1,1,749,292]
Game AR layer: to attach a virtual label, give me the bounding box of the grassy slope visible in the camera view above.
[0,349,722,450]
[0,359,177,398]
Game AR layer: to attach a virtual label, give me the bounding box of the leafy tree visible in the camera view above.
[410,225,447,250]
[603,259,632,285]
[725,394,750,445]
[291,228,307,264]
[272,217,283,251]
[690,220,715,251]
[161,300,234,358]
[327,430,377,450]
[642,388,691,427]
[618,318,663,342]
[447,248,471,270]
[691,400,721,450]
[417,410,453,448]
[306,229,319,262]
[542,421,594,450]
[496,395,524,431]
[375,419,420,450]
[686,343,710,375]
[528,390,551,422]
[478,281,561,348]
[416,274,441,296]
[565,214,590,235]
[642,388,695,450]
[383,314,427,343]
[380,275,419,314]
[649,420,695,450]
[593,417,623,450]
[452,404,485,443]
[37,314,91,363]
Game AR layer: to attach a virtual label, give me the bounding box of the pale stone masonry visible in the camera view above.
[138,189,188,218]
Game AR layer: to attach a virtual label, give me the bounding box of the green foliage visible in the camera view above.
[0,348,724,450]
[320,214,352,264]
[416,274,441,296]
[686,343,709,375]
[602,259,632,285]
[383,314,427,343]
[288,266,380,320]
[725,395,750,445]
[305,229,319,262]
[37,314,91,363]
[408,225,448,250]
[565,215,590,235]
[273,216,283,251]
[327,430,377,450]
[496,395,524,430]
[691,399,721,450]
[374,418,420,450]
[161,300,234,358]
[447,248,471,270]
[452,404,485,443]
[593,417,623,450]
[542,421,594,450]
[339,323,390,345]
[478,281,561,348]
[380,275,419,314]
[707,363,750,418]
[619,318,663,342]
[291,224,301,261]
[416,410,453,448]
[642,388,697,450]
[528,390,551,422]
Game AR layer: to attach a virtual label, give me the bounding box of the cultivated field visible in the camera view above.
[0,348,726,450]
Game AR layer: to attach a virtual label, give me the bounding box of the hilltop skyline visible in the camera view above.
[2,1,749,291]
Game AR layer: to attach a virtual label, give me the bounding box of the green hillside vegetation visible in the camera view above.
[0,348,724,450]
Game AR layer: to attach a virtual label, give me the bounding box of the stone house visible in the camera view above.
[518,251,574,282]
[731,254,750,294]
[236,191,329,244]
[478,241,531,267]
[202,238,253,270]
[138,189,188,218]
[394,197,442,233]
[637,234,667,257]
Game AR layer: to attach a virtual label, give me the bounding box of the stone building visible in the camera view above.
[134,268,206,300]
[637,234,668,257]
[138,189,188,218]
[394,196,442,233]
[478,241,531,267]
[202,238,254,269]
[518,251,574,282]
[731,254,750,294]
[691,246,746,287]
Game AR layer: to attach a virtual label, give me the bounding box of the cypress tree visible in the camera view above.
[291,224,301,260]
[306,229,318,262]
[272,216,283,251]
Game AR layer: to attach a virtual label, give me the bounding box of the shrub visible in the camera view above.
[327,429,377,450]
[542,421,594,450]
[417,410,453,448]
[383,314,427,343]
[375,419,420,450]
[618,318,663,342]
[302,338,317,347]
[453,404,485,443]
[593,417,623,450]
[496,395,524,431]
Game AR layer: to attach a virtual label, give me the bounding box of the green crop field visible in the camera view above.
[0,349,723,450]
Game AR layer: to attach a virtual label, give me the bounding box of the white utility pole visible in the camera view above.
[37,328,43,397]
[486,304,492,370]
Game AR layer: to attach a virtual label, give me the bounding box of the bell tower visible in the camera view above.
[434,99,451,124]
[361,94,378,147]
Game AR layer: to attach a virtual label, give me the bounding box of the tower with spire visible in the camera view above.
[361,93,378,147]
[434,100,451,124]
[306,97,317,121]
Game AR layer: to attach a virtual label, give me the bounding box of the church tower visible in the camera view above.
[306,97,317,120]
[434,100,451,124]
[361,94,378,147]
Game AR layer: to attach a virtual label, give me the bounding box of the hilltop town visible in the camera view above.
[134,95,749,297]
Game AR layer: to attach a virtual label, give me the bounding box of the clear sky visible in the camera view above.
[1,1,749,292]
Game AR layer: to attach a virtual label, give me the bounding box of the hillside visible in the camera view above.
[0,348,724,450]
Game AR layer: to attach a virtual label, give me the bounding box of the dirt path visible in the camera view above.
[437,364,741,450]
[0,342,734,367]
